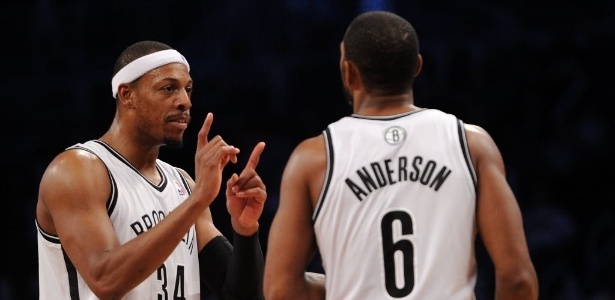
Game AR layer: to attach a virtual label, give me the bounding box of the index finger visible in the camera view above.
[245,141,266,170]
[197,112,213,150]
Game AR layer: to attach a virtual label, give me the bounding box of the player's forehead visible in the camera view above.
[140,63,192,84]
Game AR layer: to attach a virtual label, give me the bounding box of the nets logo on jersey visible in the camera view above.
[384,126,407,145]
[174,180,187,196]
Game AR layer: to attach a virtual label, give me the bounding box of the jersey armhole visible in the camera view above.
[457,119,478,191]
[67,145,118,216]
[174,168,193,195]
[312,128,334,223]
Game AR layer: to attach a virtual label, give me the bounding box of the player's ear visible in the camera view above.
[414,54,423,77]
[340,41,363,92]
[344,60,362,91]
[117,83,135,109]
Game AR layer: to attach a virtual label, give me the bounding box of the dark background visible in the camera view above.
[2,0,614,299]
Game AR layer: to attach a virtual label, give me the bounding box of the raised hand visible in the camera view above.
[193,112,240,205]
[225,141,267,236]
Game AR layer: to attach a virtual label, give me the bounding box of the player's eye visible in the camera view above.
[162,85,176,93]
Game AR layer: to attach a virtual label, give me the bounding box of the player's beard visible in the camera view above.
[164,138,184,149]
[340,70,353,107]
[342,86,353,107]
[342,84,354,109]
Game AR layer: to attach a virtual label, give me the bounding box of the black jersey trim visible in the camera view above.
[175,168,192,195]
[62,246,80,299]
[312,128,334,222]
[35,219,60,244]
[92,140,168,192]
[457,120,478,191]
[68,146,118,216]
[350,108,428,121]
[107,170,119,215]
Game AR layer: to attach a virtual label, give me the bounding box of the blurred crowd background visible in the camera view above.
[2,0,613,299]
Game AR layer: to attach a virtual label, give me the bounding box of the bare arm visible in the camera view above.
[466,124,539,300]
[36,113,240,299]
[264,135,327,300]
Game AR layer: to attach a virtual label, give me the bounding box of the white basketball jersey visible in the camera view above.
[37,140,200,299]
[313,109,478,299]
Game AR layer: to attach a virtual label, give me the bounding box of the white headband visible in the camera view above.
[111,49,190,98]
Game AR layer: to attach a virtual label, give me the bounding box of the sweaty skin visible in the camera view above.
[37,61,267,299]
[264,34,538,299]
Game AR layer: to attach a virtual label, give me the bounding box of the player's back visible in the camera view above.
[313,109,478,299]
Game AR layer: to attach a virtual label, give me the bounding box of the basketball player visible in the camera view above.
[36,41,266,299]
[263,11,538,299]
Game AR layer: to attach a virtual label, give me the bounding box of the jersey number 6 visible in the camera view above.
[381,210,415,298]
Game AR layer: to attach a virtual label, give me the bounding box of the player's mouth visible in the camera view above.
[166,114,191,129]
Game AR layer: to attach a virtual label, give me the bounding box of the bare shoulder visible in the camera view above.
[285,134,327,172]
[293,134,326,155]
[464,124,494,148]
[42,148,108,184]
[37,149,111,234]
[175,168,195,186]
[40,149,109,192]
[463,124,503,167]
[281,134,327,208]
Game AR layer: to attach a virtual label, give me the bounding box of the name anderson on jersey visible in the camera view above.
[345,155,452,201]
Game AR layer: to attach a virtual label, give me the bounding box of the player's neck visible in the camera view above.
[354,94,418,116]
[99,127,161,171]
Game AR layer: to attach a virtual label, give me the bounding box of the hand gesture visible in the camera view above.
[193,113,240,206]
[225,141,267,236]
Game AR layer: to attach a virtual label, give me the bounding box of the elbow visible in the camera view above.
[88,283,126,300]
[85,274,130,300]
[263,283,283,300]
[496,268,539,299]
[264,271,325,300]
[264,279,293,300]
